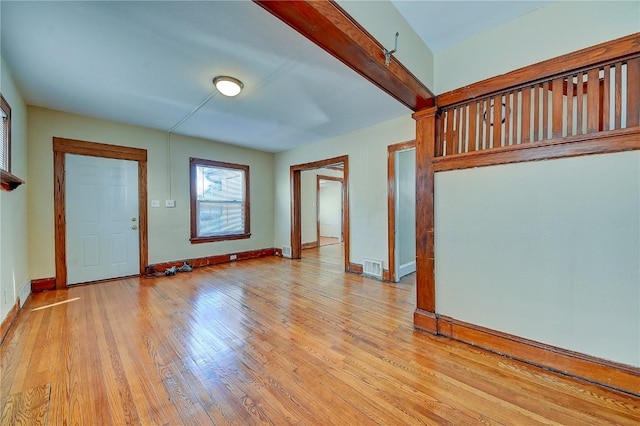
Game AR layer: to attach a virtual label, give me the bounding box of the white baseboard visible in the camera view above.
[19,280,31,308]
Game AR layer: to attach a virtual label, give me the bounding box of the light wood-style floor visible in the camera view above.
[2,244,639,425]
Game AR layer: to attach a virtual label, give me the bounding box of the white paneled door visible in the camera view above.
[65,154,139,285]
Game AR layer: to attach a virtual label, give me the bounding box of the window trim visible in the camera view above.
[1,93,12,173]
[0,93,23,192]
[189,157,250,243]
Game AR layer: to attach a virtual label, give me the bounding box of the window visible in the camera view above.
[0,94,10,173]
[190,158,250,243]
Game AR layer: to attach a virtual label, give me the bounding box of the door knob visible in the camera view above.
[131,225,138,230]
[131,217,137,222]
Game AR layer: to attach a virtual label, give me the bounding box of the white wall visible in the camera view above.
[318,180,342,239]
[27,107,274,280]
[274,115,415,268]
[0,56,29,323]
[435,151,640,367]
[435,1,640,93]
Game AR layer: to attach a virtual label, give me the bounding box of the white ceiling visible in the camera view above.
[1,1,552,153]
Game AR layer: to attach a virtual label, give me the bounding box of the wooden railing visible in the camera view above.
[436,40,640,158]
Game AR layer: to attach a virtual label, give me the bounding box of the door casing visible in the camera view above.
[53,137,148,289]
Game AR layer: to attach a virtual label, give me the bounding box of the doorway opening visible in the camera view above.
[317,175,343,247]
[387,140,416,282]
[290,155,350,272]
[53,138,148,289]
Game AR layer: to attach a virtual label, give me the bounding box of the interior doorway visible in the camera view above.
[387,140,416,282]
[317,175,343,247]
[290,155,350,272]
[53,137,148,289]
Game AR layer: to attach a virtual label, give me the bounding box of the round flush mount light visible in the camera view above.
[213,76,244,97]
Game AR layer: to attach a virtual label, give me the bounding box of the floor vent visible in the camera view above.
[282,245,292,258]
[363,258,383,279]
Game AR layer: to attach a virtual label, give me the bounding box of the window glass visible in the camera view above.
[190,158,250,242]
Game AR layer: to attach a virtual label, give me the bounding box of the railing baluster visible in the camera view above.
[436,54,639,156]
[627,57,640,127]
[602,66,611,131]
[566,76,574,136]
[552,78,563,138]
[468,101,477,152]
[587,68,600,133]
[483,99,490,150]
[504,92,511,146]
[521,88,531,143]
[576,71,585,135]
[493,95,502,149]
[615,62,623,130]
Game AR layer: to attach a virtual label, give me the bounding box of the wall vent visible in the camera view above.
[282,245,292,258]
[363,258,383,279]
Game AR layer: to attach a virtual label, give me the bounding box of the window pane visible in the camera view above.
[192,161,248,239]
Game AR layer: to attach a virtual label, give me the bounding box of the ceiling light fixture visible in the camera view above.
[213,76,244,97]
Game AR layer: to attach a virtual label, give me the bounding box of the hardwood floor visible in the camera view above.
[2,245,639,425]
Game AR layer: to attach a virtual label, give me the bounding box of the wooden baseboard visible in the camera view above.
[0,300,20,345]
[149,247,276,273]
[31,277,56,292]
[413,309,438,334]
[301,241,318,250]
[436,315,640,397]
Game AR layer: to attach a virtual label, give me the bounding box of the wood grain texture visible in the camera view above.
[627,57,640,127]
[433,127,640,172]
[437,33,640,107]
[253,0,435,111]
[413,108,438,313]
[31,277,56,293]
[53,138,148,287]
[437,315,640,397]
[3,245,637,424]
[0,300,19,345]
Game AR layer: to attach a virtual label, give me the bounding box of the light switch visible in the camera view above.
[165,200,176,208]
[151,200,160,208]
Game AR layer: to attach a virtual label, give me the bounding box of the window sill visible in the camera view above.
[190,233,251,244]
[0,170,24,191]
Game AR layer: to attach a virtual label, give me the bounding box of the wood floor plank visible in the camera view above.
[1,244,639,424]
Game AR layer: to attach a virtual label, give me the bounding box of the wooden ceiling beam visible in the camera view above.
[254,0,435,111]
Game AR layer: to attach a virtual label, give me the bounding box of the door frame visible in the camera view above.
[316,175,344,245]
[387,140,415,282]
[53,137,148,289]
[290,155,350,271]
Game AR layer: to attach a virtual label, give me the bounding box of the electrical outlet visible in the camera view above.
[151,199,160,208]
[165,200,175,208]
[230,254,237,261]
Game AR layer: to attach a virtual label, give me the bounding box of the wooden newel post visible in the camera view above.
[412,107,439,334]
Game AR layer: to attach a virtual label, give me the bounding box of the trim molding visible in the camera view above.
[301,241,319,250]
[0,300,20,345]
[31,277,56,292]
[436,315,640,397]
[433,127,640,172]
[290,155,350,272]
[53,137,148,289]
[413,309,437,335]
[148,247,276,273]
